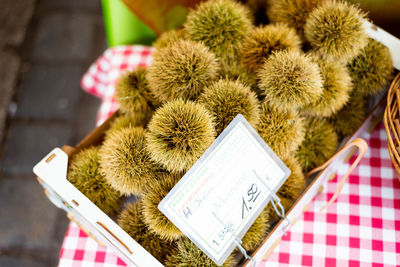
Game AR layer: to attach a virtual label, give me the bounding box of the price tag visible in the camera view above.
[158,114,290,265]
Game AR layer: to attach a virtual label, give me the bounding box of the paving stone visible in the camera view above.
[0,0,105,264]
[0,255,45,267]
[51,210,70,250]
[0,50,20,144]
[31,13,94,62]
[0,122,72,175]
[88,15,108,63]
[0,177,61,250]
[16,64,84,120]
[0,0,36,47]
[38,0,101,12]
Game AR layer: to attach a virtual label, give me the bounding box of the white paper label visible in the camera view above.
[159,115,290,265]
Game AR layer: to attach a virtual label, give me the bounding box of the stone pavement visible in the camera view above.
[0,0,106,266]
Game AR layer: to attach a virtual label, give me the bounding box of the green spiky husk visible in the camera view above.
[198,79,260,134]
[152,28,188,50]
[240,23,302,74]
[348,38,394,96]
[185,0,252,63]
[277,156,306,200]
[296,117,338,172]
[146,99,216,173]
[218,62,264,101]
[303,56,353,117]
[115,67,159,119]
[267,0,326,37]
[257,102,305,158]
[242,209,270,252]
[141,173,183,242]
[329,91,366,137]
[105,114,150,137]
[99,127,159,196]
[68,147,122,215]
[265,156,305,221]
[258,50,323,111]
[147,40,219,102]
[265,196,295,222]
[304,0,368,61]
[245,0,269,25]
[165,238,237,267]
[118,201,176,262]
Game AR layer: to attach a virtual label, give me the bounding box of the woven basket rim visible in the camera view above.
[383,72,400,180]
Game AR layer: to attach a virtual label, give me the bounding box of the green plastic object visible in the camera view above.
[102,0,157,47]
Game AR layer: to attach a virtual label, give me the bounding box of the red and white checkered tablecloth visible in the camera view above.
[58,46,400,266]
[81,45,154,126]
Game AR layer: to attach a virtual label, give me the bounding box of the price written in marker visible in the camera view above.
[242,183,261,219]
[159,115,290,265]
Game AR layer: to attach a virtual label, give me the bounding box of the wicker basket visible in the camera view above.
[383,72,400,180]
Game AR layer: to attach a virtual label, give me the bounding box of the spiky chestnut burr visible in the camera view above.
[146,99,216,173]
[267,0,326,37]
[329,91,366,137]
[348,38,394,96]
[118,201,175,262]
[245,0,269,25]
[218,63,263,100]
[141,172,183,241]
[295,117,338,172]
[265,156,305,221]
[240,23,302,74]
[67,147,122,215]
[184,0,252,63]
[304,0,368,61]
[266,195,295,223]
[198,79,260,134]
[303,56,352,117]
[258,50,323,111]
[147,40,219,102]
[242,209,270,252]
[277,156,306,200]
[99,127,159,196]
[257,102,305,158]
[165,238,237,267]
[153,28,187,50]
[219,62,256,88]
[105,114,149,137]
[115,67,159,118]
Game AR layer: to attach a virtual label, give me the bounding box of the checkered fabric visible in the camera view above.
[58,46,400,266]
[59,223,127,267]
[262,125,400,267]
[81,45,154,126]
